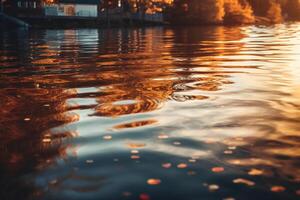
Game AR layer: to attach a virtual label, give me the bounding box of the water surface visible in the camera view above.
[1,24,300,200]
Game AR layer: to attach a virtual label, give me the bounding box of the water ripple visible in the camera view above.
[1,24,300,199]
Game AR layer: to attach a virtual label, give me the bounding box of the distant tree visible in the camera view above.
[267,0,283,22]
[248,0,273,16]
[168,0,225,24]
[282,0,300,19]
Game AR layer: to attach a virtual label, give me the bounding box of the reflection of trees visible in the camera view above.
[167,26,299,182]
[87,27,244,117]
[90,28,176,117]
[1,27,241,129]
[0,30,79,199]
[0,86,79,199]
[4,26,300,199]
[165,26,245,95]
[0,27,246,198]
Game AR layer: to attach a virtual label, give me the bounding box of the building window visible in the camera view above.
[33,2,37,8]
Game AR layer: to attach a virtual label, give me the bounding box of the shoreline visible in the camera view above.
[2,15,168,29]
[2,15,299,29]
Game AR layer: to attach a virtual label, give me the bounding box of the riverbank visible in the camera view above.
[0,12,30,28]
[1,14,299,29]
[19,16,167,29]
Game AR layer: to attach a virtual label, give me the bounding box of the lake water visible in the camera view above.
[1,24,300,200]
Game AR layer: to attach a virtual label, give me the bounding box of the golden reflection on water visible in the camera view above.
[1,24,300,199]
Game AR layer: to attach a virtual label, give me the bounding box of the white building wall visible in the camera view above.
[45,5,59,16]
[75,5,97,17]
[44,4,97,18]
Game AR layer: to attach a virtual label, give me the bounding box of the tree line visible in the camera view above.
[99,0,300,24]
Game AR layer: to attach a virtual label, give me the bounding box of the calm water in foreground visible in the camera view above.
[1,24,300,200]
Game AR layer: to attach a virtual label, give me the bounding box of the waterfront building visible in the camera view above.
[44,0,100,17]
[2,0,167,26]
[3,0,101,17]
[3,0,45,17]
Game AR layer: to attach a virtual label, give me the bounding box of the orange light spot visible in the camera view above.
[233,178,255,186]
[42,138,51,143]
[230,160,241,165]
[212,167,224,173]
[147,179,161,185]
[223,198,235,200]
[248,169,264,176]
[208,184,219,191]
[271,186,286,192]
[131,155,140,160]
[128,143,146,149]
[177,163,187,169]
